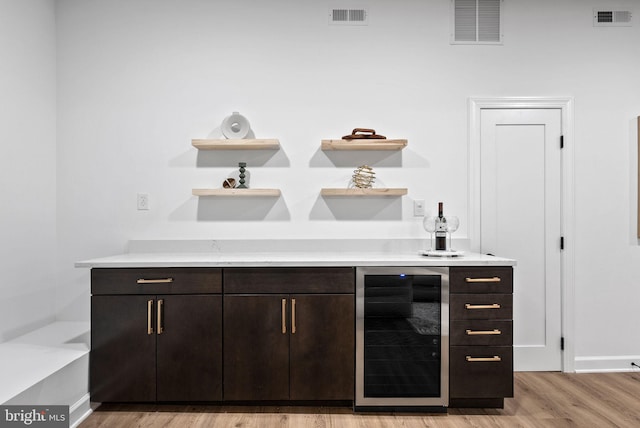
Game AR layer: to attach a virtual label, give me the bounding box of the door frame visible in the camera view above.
[468,97,575,372]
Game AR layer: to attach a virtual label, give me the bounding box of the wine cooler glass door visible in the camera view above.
[356,267,449,408]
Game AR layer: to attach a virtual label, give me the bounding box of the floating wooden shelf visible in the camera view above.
[192,188,281,197]
[321,139,407,151]
[192,139,280,150]
[320,188,408,196]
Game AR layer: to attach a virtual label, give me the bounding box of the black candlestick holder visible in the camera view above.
[237,162,248,188]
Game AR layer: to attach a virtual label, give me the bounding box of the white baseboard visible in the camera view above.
[574,355,640,373]
[70,394,92,428]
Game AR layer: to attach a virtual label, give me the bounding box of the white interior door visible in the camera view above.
[480,108,562,371]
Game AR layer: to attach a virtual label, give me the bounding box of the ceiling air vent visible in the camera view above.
[593,8,633,26]
[329,7,368,25]
[451,0,503,44]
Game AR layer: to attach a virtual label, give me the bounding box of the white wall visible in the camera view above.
[54,0,640,370]
[0,0,57,342]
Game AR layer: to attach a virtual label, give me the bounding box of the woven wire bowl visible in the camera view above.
[351,165,375,188]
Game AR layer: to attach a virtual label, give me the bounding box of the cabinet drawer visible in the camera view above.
[450,267,513,294]
[450,346,513,398]
[91,268,222,295]
[450,320,512,346]
[450,294,512,320]
[224,267,354,294]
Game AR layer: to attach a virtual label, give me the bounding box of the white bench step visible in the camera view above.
[0,321,89,404]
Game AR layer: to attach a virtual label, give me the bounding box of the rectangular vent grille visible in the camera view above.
[329,8,368,25]
[594,8,633,26]
[452,0,502,44]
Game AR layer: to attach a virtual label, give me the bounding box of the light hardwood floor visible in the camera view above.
[80,372,640,428]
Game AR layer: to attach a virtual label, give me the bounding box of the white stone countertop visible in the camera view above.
[75,251,515,268]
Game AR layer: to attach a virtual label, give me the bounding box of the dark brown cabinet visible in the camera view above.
[90,268,222,402]
[223,268,355,401]
[223,295,290,400]
[91,294,156,402]
[289,294,354,400]
[449,266,514,408]
[89,263,514,408]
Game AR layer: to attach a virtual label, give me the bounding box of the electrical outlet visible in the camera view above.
[137,193,149,210]
[414,199,425,216]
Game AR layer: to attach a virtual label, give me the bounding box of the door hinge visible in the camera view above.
[561,337,565,351]
[560,135,564,149]
[560,236,565,250]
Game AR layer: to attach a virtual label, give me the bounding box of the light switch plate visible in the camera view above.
[414,199,425,216]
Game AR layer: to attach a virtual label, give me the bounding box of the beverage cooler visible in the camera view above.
[355,267,449,411]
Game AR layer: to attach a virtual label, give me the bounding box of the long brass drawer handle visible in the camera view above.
[465,303,501,310]
[147,300,154,335]
[466,329,502,335]
[157,299,164,335]
[137,278,174,284]
[465,277,501,283]
[466,356,502,362]
[281,299,287,334]
[291,298,297,334]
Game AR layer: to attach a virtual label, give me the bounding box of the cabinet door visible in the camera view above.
[156,295,222,401]
[290,294,354,400]
[223,295,290,400]
[91,295,156,402]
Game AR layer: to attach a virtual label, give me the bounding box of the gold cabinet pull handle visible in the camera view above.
[147,300,154,335]
[291,298,297,334]
[466,329,502,335]
[466,356,502,362]
[281,299,287,334]
[157,299,164,335]
[465,303,501,310]
[137,278,174,284]
[465,277,501,283]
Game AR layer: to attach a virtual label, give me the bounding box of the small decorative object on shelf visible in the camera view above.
[222,178,236,189]
[351,165,375,189]
[321,129,405,151]
[342,128,386,140]
[237,162,248,188]
[221,111,251,139]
